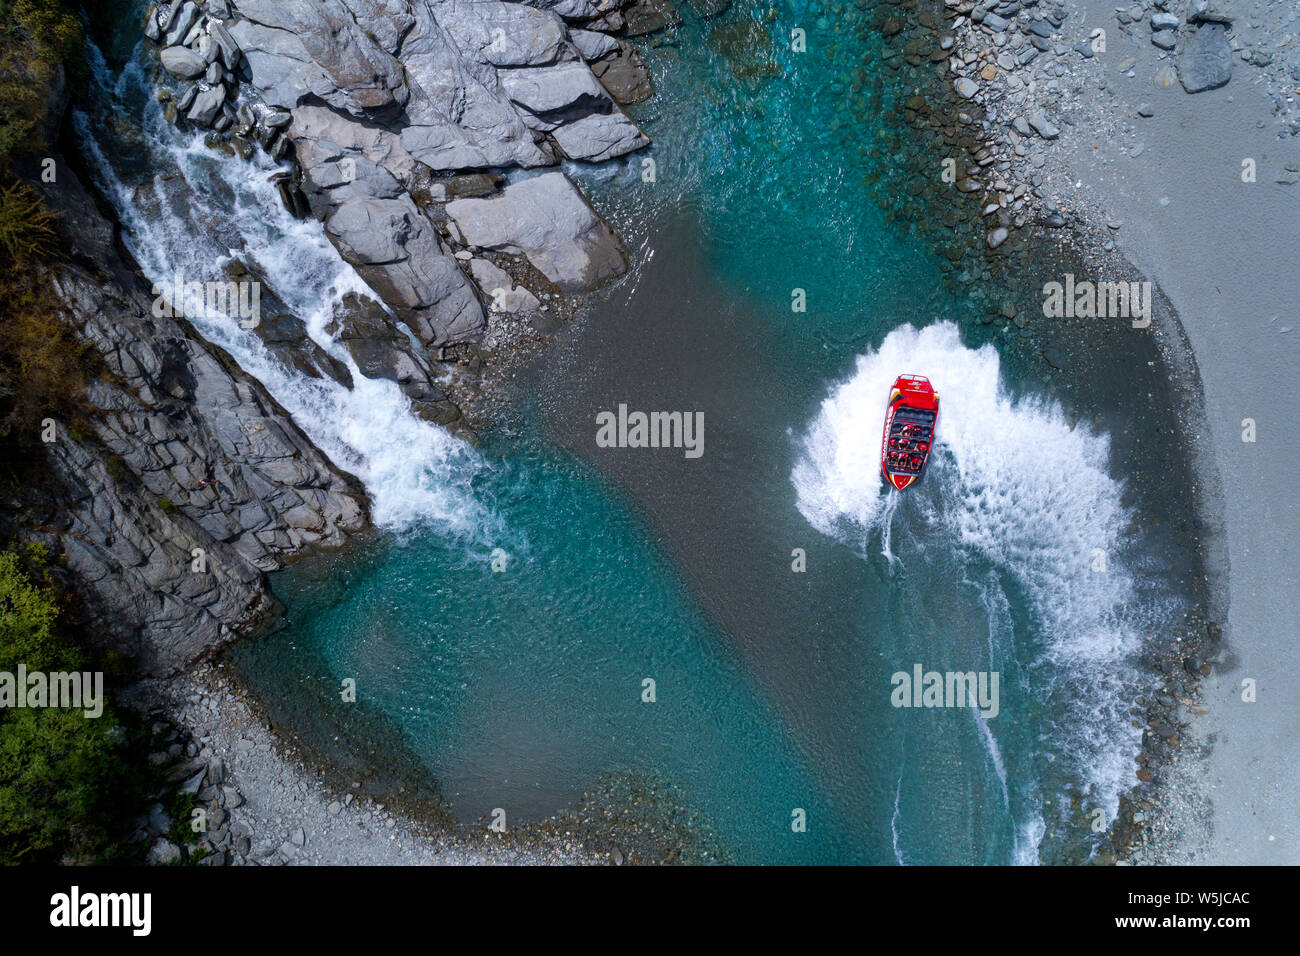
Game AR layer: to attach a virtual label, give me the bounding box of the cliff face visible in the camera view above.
[7,163,370,677]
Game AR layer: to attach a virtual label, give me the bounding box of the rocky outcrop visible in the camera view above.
[15,163,370,676]
[324,293,464,425]
[445,172,627,290]
[143,0,652,363]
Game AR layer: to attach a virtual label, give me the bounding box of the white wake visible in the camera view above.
[792,321,1162,858]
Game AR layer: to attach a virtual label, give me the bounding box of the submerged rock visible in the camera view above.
[590,42,655,105]
[708,20,781,80]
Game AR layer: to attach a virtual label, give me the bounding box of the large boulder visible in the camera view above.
[228,0,409,115]
[324,197,486,346]
[445,172,626,290]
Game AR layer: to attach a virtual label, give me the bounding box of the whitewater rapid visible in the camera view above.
[75,42,504,544]
[792,321,1165,862]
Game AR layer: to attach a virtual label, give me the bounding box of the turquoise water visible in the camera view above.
[84,2,1192,863]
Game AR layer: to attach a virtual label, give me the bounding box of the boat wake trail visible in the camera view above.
[791,321,1173,861]
[878,490,901,567]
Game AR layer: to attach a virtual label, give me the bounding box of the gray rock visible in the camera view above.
[227,0,409,115]
[1028,110,1060,139]
[569,29,620,62]
[469,259,541,313]
[146,839,182,865]
[1152,31,1177,51]
[1187,0,1234,25]
[954,77,979,98]
[1028,19,1054,38]
[324,198,486,346]
[590,42,654,105]
[983,12,1009,31]
[1151,12,1180,30]
[163,2,200,47]
[180,768,207,794]
[445,172,626,291]
[550,109,650,162]
[1179,23,1232,92]
[987,227,1010,248]
[187,85,226,126]
[160,46,207,80]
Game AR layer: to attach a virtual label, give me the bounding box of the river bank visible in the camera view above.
[1055,0,1299,865]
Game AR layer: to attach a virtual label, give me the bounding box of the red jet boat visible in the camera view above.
[881,374,939,490]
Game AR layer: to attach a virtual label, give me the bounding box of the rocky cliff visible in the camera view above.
[4,161,371,676]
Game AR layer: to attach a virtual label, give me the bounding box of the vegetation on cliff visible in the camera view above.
[0,0,93,479]
[0,546,147,864]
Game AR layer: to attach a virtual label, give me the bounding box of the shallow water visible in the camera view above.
[81,2,1195,863]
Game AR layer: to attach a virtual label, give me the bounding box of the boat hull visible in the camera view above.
[881,374,939,490]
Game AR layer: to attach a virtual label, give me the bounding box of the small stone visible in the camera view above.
[954,77,979,98]
[1028,111,1060,139]
[987,226,1010,248]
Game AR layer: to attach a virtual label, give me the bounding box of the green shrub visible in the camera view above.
[0,548,140,864]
